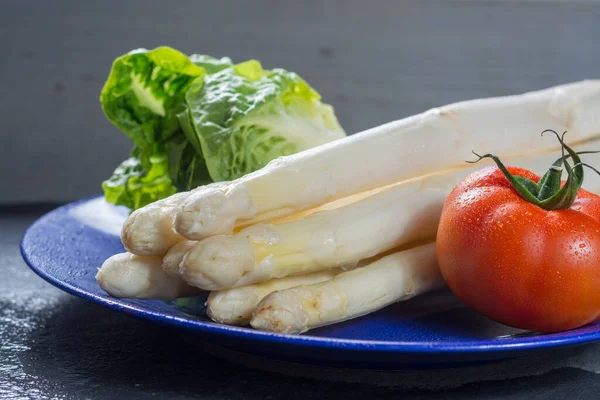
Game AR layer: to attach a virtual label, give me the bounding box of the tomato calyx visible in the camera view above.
[467,130,600,210]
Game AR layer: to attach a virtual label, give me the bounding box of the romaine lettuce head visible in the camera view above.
[179,60,346,182]
[101,47,346,210]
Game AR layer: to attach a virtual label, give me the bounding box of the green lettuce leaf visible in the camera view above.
[102,150,178,211]
[189,54,233,74]
[179,60,346,182]
[101,47,209,209]
[165,137,213,191]
[101,47,345,210]
[100,47,205,149]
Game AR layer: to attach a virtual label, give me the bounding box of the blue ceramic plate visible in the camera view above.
[21,197,600,369]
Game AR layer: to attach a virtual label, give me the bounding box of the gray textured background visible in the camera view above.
[2,0,600,203]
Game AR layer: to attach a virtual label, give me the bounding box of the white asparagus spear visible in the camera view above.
[250,242,444,334]
[96,252,202,300]
[175,81,600,240]
[179,144,600,291]
[206,269,341,326]
[121,192,188,256]
[162,240,197,278]
[121,182,227,256]
[180,176,447,291]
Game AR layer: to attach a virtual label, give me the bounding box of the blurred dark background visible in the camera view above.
[2,0,600,204]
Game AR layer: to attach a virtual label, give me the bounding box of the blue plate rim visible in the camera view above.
[20,197,600,355]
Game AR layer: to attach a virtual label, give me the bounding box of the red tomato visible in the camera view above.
[436,165,600,332]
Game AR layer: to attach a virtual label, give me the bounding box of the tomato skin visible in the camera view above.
[436,166,600,332]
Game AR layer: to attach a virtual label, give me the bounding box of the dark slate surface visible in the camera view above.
[2,205,600,399]
[3,0,600,204]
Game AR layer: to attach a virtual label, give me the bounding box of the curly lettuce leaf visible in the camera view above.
[179,60,346,181]
[189,54,233,74]
[102,141,211,210]
[100,47,205,150]
[164,135,212,191]
[102,151,177,210]
[101,47,210,209]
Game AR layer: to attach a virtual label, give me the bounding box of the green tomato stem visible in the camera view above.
[467,130,599,211]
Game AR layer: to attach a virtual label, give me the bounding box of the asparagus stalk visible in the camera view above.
[121,182,227,256]
[96,252,201,300]
[175,81,600,240]
[250,242,443,334]
[162,240,196,278]
[206,269,341,326]
[180,175,448,290]
[121,192,188,256]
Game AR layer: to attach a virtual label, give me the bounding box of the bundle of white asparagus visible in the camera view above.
[97,80,600,333]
